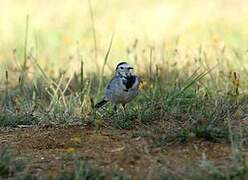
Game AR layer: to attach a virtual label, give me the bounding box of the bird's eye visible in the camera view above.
[120,67,124,69]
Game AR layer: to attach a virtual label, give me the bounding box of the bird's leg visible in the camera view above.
[122,104,127,115]
[122,104,126,111]
[114,105,117,112]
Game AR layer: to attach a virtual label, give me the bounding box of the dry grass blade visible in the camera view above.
[181,65,217,93]
[58,73,74,109]
[29,54,50,82]
[166,65,217,104]
[88,0,99,73]
[19,15,29,92]
[80,60,84,105]
[96,33,114,98]
[102,33,114,75]
[48,75,64,111]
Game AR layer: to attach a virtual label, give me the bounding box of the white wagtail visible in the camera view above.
[95,62,140,111]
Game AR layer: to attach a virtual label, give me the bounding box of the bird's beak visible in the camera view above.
[126,67,134,76]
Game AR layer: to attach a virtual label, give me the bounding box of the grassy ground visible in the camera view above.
[1,0,248,179]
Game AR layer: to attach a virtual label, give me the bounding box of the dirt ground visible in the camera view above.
[0,125,232,178]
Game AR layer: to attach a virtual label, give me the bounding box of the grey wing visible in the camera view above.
[104,76,123,99]
[105,76,119,90]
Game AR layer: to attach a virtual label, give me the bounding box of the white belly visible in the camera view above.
[106,88,139,104]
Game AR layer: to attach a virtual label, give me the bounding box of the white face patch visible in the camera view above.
[116,63,134,77]
[118,63,130,69]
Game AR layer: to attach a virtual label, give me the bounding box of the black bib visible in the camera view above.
[123,76,136,90]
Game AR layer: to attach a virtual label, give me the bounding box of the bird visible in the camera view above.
[95,62,140,111]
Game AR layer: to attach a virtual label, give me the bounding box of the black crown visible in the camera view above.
[116,62,128,70]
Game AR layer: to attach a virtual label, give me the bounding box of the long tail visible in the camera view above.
[94,99,108,108]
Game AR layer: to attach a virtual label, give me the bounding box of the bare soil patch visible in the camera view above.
[0,125,232,178]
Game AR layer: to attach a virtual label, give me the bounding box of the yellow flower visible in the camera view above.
[149,83,154,89]
[139,80,147,90]
[66,147,76,154]
[71,137,81,145]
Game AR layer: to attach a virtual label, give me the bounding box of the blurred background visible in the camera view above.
[1,1,248,178]
[0,0,248,80]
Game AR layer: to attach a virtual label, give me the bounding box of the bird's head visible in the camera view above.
[115,62,134,77]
